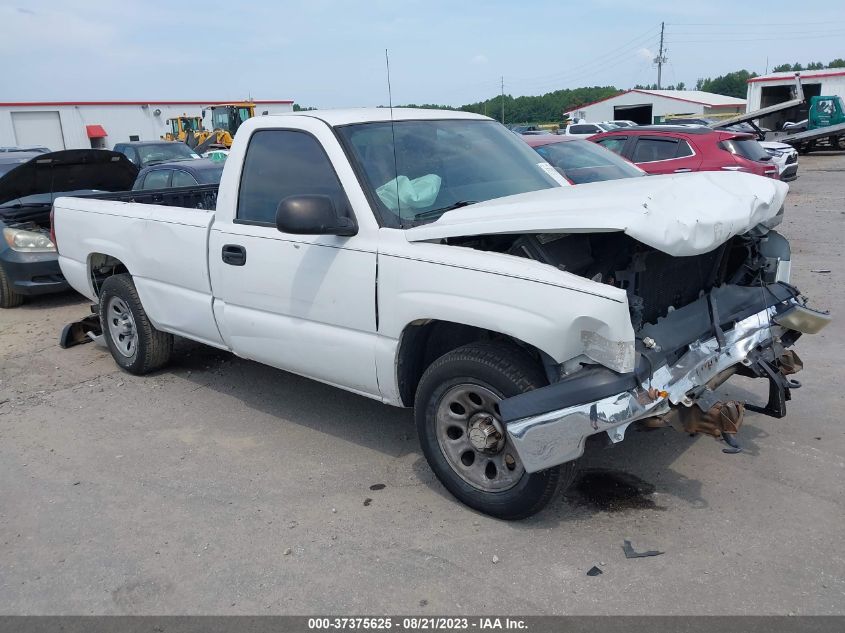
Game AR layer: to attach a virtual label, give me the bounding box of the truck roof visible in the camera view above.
[262,108,490,127]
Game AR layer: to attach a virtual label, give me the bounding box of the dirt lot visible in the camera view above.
[1,155,843,615]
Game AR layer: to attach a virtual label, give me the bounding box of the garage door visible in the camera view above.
[11,111,66,151]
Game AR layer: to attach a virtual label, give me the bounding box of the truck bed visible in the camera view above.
[779,121,845,146]
[75,183,219,210]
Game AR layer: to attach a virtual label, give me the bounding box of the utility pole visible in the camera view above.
[501,76,505,124]
[654,22,667,89]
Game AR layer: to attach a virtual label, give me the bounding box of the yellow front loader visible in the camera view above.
[193,103,256,152]
[163,115,205,144]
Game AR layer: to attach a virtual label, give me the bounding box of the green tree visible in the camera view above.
[458,86,621,124]
[772,63,792,72]
[792,63,804,71]
[676,81,686,90]
[806,62,825,70]
[829,58,845,68]
[695,70,758,98]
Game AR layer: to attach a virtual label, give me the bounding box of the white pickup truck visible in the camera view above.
[54,109,829,519]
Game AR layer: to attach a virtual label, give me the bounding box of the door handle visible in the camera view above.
[222,244,246,266]
[674,168,692,173]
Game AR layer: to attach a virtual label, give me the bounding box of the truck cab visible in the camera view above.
[808,95,845,130]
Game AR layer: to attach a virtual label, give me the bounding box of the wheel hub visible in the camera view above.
[468,414,505,452]
[434,383,525,492]
[106,296,138,358]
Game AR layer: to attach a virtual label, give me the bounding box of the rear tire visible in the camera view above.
[415,342,577,520]
[0,265,24,309]
[99,274,172,375]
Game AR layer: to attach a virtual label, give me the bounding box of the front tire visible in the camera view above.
[0,265,24,308]
[415,342,576,520]
[99,274,173,375]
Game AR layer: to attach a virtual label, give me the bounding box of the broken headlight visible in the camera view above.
[773,304,832,334]
[3,227,56,253]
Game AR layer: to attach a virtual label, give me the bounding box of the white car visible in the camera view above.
[760,141,799,181]
[606,120,638,128]
[563,122,618,136]
[53,108,826,519]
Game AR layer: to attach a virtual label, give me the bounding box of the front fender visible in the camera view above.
[377,243,636,371]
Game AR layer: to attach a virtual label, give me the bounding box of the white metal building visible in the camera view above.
[566,89,746,125]
[746,69,845,129]
[0,99,294,151]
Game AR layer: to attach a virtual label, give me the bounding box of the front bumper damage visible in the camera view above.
[500,282,830,473]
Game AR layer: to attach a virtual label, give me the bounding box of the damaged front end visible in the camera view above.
[496,229,830,473]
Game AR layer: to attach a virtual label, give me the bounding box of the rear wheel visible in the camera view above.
[99,274,172,374]
[0,265,24,309]
[415,342,576,519]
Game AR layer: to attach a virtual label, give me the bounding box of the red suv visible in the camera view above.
[589,126,779,179]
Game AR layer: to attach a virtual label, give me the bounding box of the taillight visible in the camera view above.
[49,205,57,251]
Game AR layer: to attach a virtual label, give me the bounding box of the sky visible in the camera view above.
[1,0,844,108]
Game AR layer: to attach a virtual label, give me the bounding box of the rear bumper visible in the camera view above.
[0,248,68,296]
[501,284,829,473]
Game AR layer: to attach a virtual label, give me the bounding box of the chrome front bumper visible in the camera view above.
[506,304,808,473]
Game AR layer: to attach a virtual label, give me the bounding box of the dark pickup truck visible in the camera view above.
[0,150,217,308]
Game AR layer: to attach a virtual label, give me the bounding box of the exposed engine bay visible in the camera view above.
[445,227,789,332]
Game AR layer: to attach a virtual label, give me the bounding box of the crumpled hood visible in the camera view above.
[0,149,138,206]
[406,171,788,257]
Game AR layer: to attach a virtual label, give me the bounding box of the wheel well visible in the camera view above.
[395,320,546,407]
[88,253,129,298]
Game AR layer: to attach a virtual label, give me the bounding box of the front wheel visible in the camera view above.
[0,265,24,308]
[99,274,173,375]
[415,342,576,520]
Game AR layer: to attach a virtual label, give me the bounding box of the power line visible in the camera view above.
[509,41,658,93]
[506,25,660,88]
[667,31,845,43]
[666,20,845,26]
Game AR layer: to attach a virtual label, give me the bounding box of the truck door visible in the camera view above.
[208,122,380,398]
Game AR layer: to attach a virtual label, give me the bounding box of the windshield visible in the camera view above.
[337,119,561,227]
[137,143,198,166]
[533,140,645,184]
[0,162,28,178]
[212,107,251,134]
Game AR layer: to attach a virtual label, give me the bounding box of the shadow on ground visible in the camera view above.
[160,336,781,527]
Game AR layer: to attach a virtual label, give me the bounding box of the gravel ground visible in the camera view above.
[1,155,843,615]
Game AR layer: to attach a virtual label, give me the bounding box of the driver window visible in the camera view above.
[237,130,346,226]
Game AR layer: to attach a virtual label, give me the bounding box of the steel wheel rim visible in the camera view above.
[106,296,137,358]
[435,383,524,492]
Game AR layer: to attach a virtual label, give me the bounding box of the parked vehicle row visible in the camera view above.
[49,108,828,519]
[591,125,780,178]
[0,147,225,308]
[0,150,139,308]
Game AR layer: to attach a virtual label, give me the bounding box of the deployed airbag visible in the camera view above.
[376,174,442,214]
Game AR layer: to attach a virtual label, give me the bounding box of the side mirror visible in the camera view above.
[275,195,357,237]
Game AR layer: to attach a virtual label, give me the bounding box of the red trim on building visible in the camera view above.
[85,124,108,138]
[567,90,631,111]
[0,99,294,107]
[570,89,744,111]
[631,90,744,107]
[747,70,845,83]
